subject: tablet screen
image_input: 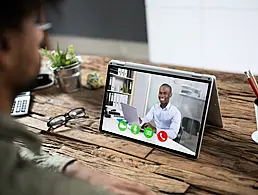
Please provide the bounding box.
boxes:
[100,63,212,158]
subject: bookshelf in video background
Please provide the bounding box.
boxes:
[106,67,134,110]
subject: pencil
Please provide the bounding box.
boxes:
[248,70,258,90]
[244,71,258,98]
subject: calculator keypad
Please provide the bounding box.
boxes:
[11,95,30,116]
[21,100,27,112]
[16,100,22,112]
[11,100,16,113]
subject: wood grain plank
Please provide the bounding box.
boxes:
[155,165,258,195]
[30,102,101,131]
[32,86,105,118]
[38,133,99,153]
[92,147,159,173]
[27,104,153,158]
[16,115,70,132]
[16,116,48,131]
[16,105,153,160]
[220,98,256,122]
[185,186,215,195]
[48,129,152,158]
[147,129,258,178]
[28,97,154,158]
[54,145,190,194]
[38,133,157,173]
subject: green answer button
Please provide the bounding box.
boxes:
[118,120,127,131]
[131,124,140,135]
[144,127,154,138]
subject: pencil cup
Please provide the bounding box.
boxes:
[251,98,258,143]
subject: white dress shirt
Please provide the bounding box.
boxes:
[140,102,181,140]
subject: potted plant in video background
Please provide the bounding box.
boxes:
[41,44,82,93]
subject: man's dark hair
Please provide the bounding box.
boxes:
[0,0,62,35]
[160,83,172,93]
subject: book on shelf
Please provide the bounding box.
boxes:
[110,67,118,75]
[110,67,133,78]
[105,92,129,109]
[106,68,134,108]
[108,76,116,91]
[127,69,132,78]
[108,71,133,94]
[108,76,112,90]
[128,80,132,94]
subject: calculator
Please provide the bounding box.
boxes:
[11,91,31,116]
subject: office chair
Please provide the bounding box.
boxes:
[173,117,201,143]
[173,126,183,143]
[181,117,201,139]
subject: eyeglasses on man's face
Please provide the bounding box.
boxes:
[47,107,89,131]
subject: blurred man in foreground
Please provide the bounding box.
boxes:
[0,0,154,194]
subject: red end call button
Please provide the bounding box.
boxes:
[157,131,168,142]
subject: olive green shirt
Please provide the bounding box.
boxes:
[18,144,76,173]
[0,112,114,195]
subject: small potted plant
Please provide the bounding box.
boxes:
[41,44,82,93]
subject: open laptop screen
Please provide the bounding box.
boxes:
[100,61,213,159]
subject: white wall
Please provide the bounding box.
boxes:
[146,0,258,74]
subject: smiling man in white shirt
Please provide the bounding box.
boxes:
[139,83,181,140]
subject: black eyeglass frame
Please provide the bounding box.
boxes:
[47,107,89,131]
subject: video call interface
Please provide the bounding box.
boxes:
[101,65,210,156]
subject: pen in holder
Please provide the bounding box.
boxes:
[251,98,258,143]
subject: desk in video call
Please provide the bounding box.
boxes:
[102,117,195,156]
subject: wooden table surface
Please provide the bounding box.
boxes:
[17,55,258,195]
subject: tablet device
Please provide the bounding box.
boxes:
[99,60,223,159]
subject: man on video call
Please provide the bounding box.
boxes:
[139,83,181,140]
[0,0,154,195]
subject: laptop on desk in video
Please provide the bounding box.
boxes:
[100,60,223,159]
[120,103,151,132]
[121,103,140,125]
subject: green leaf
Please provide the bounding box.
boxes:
[41,44,79,68]
[57,42,61,56]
